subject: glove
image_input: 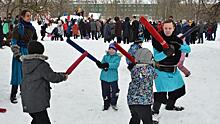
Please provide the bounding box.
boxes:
[15,54,21,62]
[102,63,109,71]
[11,45,21,61]
[96,61,102,68]
[59,72,68,81]
[163,45,175,57]
[11,45,20,53]
[170,41,181,50]
[127,63,136,71]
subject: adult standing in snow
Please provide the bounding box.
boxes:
[90,19,98,40]
[151,19,191,123]
[114,16,122,43]
[122,17,131,44]
[10,10,38,103]
[131,16,139,42]
[103,18,112,43]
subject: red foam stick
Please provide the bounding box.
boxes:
[140,16,169,49]
[0,108,7,113]
[114,43,136,64]
[66,51,88,75]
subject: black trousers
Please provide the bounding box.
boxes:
[129,105,153,124]
[101,80,119,107]
[152,85,186,114]
[29,110,51,124]
[116,36,122,43]
[91,31,98,40]
[123,37,130,44]
[10,85,18,99]
[198,33,203,43]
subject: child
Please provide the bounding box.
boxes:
[127,48,157,124]
[96,43,121,111]
[20,41,68,124]
[40,23,48,41]
[72,22,79,39]
[126,36,144,71]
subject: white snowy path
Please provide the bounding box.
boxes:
[1,23,220,124]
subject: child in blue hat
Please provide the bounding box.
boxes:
[96,43,122,111]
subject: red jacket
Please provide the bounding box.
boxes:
[63,23,68,31]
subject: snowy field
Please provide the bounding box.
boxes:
[0,22,220,124]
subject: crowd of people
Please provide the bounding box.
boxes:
[0,9,219,124]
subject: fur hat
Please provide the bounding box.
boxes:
[108,43,117,52]
[134,48,153,64]
[28,41,44,54]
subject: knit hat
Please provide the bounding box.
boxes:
[28,41,44,54]
[134,48,153,64]
[108,43,117,52]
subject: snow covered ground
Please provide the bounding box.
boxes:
[1,23,220,124]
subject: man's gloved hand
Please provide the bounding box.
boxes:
[163,44,175,57]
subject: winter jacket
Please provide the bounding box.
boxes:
[72,24,79,35]
[57,25,64,35]
[132,20,140,41]
[152,32,191,92]
[3,21,9,34]
[122,20,131,37]
[21,54,66,113]
[127,64,156,105]
[10,19,38,85]
[103,23,112,40]
[90,20,97,31]
[115,20,122,36]
[96,20,102,32]
[199,24,205,34]
[100,52,121,83]
[63,23,68,31]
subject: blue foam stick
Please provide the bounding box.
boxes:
[66,39,98,62]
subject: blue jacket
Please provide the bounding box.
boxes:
[153,42,191,92]
[10,19,37,85]
[100,52,121,83]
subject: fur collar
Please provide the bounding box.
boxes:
[20,54,48,61]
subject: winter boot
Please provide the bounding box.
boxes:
[111,105,118,111]
[165,106,184,111]
[103,105,110,111]
[10,85,18,104]
[165,99,184,111]
[152,113,159,124]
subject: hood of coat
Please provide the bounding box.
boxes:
[21,54,48,74]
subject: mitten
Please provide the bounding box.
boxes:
[127,63,136,71]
